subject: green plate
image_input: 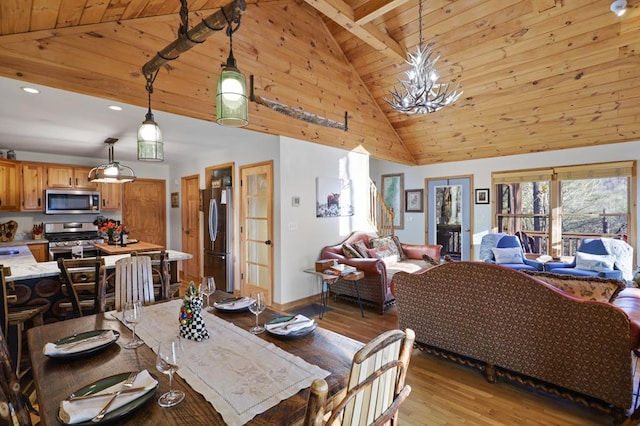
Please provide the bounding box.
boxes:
[59,371,158,425]
[265,316,317,339]
[47,330,120,360]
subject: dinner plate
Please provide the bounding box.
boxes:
[213,297,253,312]
[46,330,120,360]
[58,371,158,425]
[265,316,317,339]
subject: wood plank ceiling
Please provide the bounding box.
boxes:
[0,0,638,165]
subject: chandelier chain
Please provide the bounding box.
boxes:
[418,0,423,50]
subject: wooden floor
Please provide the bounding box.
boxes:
[313,299,638,426]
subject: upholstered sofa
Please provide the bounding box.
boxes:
[320,231,441,314]
[393,261,640,421]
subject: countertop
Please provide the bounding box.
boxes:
[0,246,193,282]
[0,239,48,247]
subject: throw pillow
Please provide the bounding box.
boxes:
[575,251,616,272]
[370,236,401,259]
[366,246,398,266]
[391,235,407,260]
[342,243,362,259]
[526,271,625,303]
[491,247,524,264]
[351,240,370,258]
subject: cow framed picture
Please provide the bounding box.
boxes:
[316,177,354,217]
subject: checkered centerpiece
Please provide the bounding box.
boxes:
[178,282,210,341]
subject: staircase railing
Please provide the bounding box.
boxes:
[369,179,394,237]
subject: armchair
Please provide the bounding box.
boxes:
[545,238,625,279]
[483,235,543,272]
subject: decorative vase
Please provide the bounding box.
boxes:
[179,282,209,342]
[107,234,115,245]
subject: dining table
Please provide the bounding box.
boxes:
[27,290,363,425]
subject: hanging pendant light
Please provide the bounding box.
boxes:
[137,71,164,161]
[88,138,137,183]
[216,11,248,127]
[386,0,462,114]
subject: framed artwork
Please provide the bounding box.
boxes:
[381,173,404,229]
[316,177,354,217]
[475,188,489,204]
[405,189,424,212]
[171,192,179,208]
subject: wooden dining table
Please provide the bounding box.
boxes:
[27,290,363,425]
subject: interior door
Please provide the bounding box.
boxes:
[426,177,472,260]
[123,178,166,247]
[181,174,200,284]
[239,162,273,306]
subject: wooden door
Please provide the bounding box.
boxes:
[46,165,74,189]
[239,162,273,306]
[181,175,200,284]
[21,162,45,211]
[99,183,121,211]
[122,179,166,248]
[74,167,97,189]
[0,160,19,212]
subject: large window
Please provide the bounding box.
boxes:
[492,161,635,257]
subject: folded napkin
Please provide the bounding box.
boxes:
[265,315,315,335]
[43,330,117,356]
[213,297,253,310]
[59,369,157,424]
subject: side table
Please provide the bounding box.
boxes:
[303,269,365,318]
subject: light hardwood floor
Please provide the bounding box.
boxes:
[314,299,637,426]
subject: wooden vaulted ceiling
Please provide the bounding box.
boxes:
[0,0,638,165]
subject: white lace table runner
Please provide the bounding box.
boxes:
[130,300,330,425]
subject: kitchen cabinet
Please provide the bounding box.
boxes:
[28,243,49,262]
[47,165,97,190]
[99,182,121,211]
[21,162,45,211]
[0,159,20,212]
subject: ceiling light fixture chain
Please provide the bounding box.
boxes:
[178,0,205,44]
[137,68,164,161]
[385,0,462,114]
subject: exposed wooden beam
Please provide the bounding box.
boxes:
[303,0,406,62]
[354,0,412,25]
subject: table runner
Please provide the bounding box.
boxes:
[128,299,329,425]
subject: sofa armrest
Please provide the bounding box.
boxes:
[523,258,544,270]
[401,243,442,262]
[598,270,623,279]
[321,251,384,276]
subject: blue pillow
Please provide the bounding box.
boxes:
[492,247,524,264]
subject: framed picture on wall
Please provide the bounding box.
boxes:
[475,188,489,204]
[381,173,404,229]
[405,189,424,212]
[171,192,179,208]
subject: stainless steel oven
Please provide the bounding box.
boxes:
[45,222,103,260]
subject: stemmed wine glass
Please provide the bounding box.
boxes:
[156,338,185,407]
[123,300,144,349]
[202,276,216,311]
[248,290,266,334]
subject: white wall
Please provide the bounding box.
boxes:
[372,140,640,264]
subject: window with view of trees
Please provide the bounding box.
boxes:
[492,161,635,258]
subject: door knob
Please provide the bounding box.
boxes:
[265,240,272,245]
[185,230,190,235]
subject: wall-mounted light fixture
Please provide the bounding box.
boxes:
[88,138,137,183]
[216,9,248,127]
[611,0,627,16]
[137,71,163,161]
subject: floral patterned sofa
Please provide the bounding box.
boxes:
[320,231,441,314]
[393,261,640,422]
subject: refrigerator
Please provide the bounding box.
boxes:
[203,168,234,293]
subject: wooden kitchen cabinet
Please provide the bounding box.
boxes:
[99,182,121,211]
[28,243,49,262]
[21,162,45,211]
[47,165,97,190]
[0,159,20,212]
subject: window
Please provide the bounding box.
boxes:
[492,161,635,257]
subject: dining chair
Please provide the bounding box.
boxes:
[114,255,155,311]
[57,258,107,318]
[0,325,34,425]
[142,251,174,300]
[0,265,46,380]
[304,328,415,426]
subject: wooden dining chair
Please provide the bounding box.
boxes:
[0,265,46,380]
[142,251,174,300]
[304,328,415,426]
[57,258,107,318]
[114,255,155,311]
[0,325,33,426]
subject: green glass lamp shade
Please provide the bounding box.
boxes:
[216,65,248,127]
[137,113,164,161]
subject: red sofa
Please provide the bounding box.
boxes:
[320,231,441,314]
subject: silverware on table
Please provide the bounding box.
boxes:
[91,371,138,422]
[68,386,148,401]
[55,330,111,351]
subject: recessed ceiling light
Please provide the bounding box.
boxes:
[108,105,123,111]
[610,0,627,16]
[21,87,40,94]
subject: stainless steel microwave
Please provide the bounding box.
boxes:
[45,190,101,214]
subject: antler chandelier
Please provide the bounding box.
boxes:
[386,0,462,114]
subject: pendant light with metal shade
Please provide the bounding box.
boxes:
[216,9,248,127]
[88,138,137,183]
[137,71,164,161]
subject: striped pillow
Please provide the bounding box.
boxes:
[342,243,363,258]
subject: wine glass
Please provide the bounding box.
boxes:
[248,290,266,334]
[123,300,144,349]
[156,338,185,407]
[202,276,216,311]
